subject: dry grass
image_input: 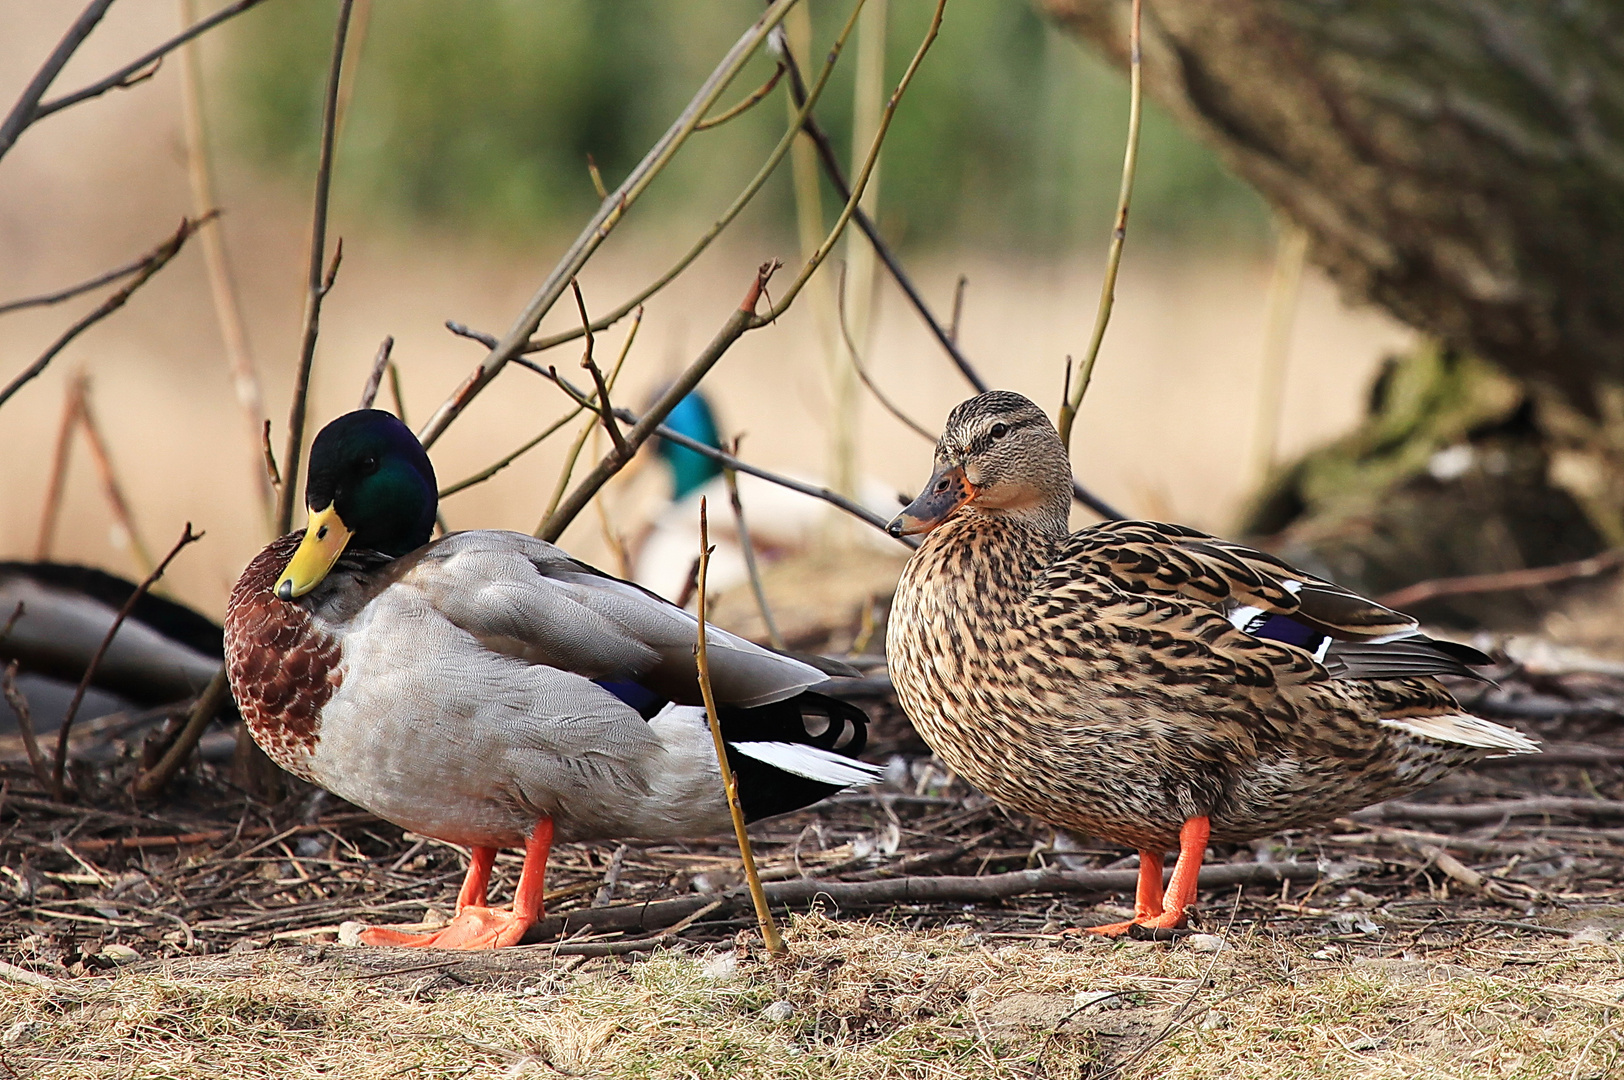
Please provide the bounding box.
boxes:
[4,914,1621,1080]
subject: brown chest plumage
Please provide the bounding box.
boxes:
[224,533,343,777]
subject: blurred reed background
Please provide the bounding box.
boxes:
[0,0,1413,619]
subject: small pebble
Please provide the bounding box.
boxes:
[338,921,368,947]
[98,944,140,964]
[1186,934,1225,953]
[700,951,738,980]
[761,1001,795,1023]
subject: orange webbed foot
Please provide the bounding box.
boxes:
[358,905,534,949]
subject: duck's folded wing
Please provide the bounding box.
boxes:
[401,532,827,707]
[1057,520,1489,682]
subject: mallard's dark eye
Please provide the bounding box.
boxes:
[989,422,1009,440]
[359,454,379,474]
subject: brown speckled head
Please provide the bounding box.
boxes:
[224,533,343,776]
[891,391,1073,538]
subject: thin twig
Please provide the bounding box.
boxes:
[276,0,356,535]
[537,263,780,543]
[1057,0,1142,455]
[387,361,408,424]
[34,375,84,560]
[260,420,282,493]
[751,0,947,326]
[1376,549,1624,610]
[414,0,803,449]
[585,154,608,200]
[837,265,935,441]
[724,438,785,649]
[530,862,1318,941]
[52,523,204,798]
[948,274,967,344]
[696,63,786,130]
[0,216,207,412]
[77,381,156,574]
[696,499,786,955]
[3,661,51,790]
[534,363,910,544]
[130,666,230,800]
[0,0,118,163]
[571,281,627,457]
[438,411,578,500]
[535,319,639,531]
[177,0,271,521]
[358,336,395,410]
[30,0,276,128]
[1353,797,1624,825]
[0,251,153,317]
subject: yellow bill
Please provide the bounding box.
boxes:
[275,504,353,601]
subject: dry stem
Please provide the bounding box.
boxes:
[357,336,394,410]
[275,0,356,535]
[723,440,785,649]
[51,522,204,798]
[695,499,786,955]
[1057,0,1142,454]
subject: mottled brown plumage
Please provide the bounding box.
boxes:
[886,391,1538,933]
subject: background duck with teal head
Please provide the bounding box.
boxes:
[632,391,902,607]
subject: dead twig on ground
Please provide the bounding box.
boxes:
[357,336,394,410]
[130,667,230,800]
[275,0,356,535]
[1353,797,1624,825]
[415,0,803,449]
[529,861,1319,941]
[1058,0,1142,455]
[51,523,204,798]
[0,216,207,411]
[3,661,51,790]
[696,500,785,954]
[1377,549,1624,610]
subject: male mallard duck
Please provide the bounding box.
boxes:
[885,391,1538,936]
[633,391,899,603]
[224,410,882,949]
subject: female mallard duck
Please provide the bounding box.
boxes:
[225,410,882,949]
[885,391,1538,936]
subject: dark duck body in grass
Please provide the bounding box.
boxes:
[885,391,1538,936]
[225,410,881,949]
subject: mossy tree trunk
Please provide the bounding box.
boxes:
[1043,0,1624,620]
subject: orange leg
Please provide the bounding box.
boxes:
[1083,849,1166,936]
[361,818,553,949]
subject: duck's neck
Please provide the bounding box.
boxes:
[911,509,1056,594]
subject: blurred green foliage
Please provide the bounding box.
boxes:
[223,0,1266,250]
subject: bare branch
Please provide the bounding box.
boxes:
[537,264,779,543]
[0,215,207,412]
[837,265,935,442]
[1376,548,1624,610]
[77,379,156,574]
[260,420,282,493]
[130,666,230,800]
[0,249,153,317]
[3,660,51,791]
[415,0,805,449]
[276,0,357,536]
[531,362,912,546]
[948,273,967,344]
[34,376,83,560]
[1058,0,1143,454]
[723,441,786,650]
[29,0,277,128]
[694,63,786,130]
[358,336,395,410]
[51,522,204,798]
[0,0,118,163]
[696,499,786,954]
[571,281,627,457]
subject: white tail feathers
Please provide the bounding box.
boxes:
[1381,713,1540,755]
[730,741,886,788]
